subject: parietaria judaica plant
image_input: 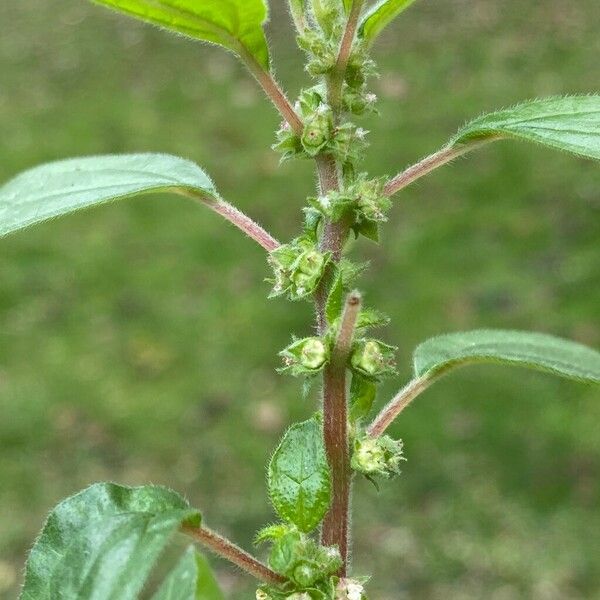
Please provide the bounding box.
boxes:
[1,1,600,598]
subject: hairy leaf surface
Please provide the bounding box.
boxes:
[152,547,224,600]
[91,0,271,69]
[450,96,600,160]
[0,154,216,238]
[268,417,331,532]
[21,483,200,600]
[414,330,600,383]
[359,0,418,43]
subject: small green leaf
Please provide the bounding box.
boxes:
[91,0,271,70]
[349,374,377,423]
[268,416,331,533]
[450,96,600,160]
[414,329,600,383]
[0,154,217,239]
[359,0,418,43]
[21,483,201,600]
[325,270,344,325]
[152,547,224,600]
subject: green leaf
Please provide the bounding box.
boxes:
[21,483,201,600]
[0,154,217,239]
[325,270,344,325]
[449,96,600,160]
[91,0,271,70]
[152,547,224,600]
[414,329,600,383]
[268,416,331,533]
[358,0,418,43]
[349,374,377,422]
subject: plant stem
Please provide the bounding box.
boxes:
[328,0,365,112]
[182,523,286,586]
[239,48,304,136]
[383,141,491,197]
[181,190,280,252]
[313,3,367,567]
[366,374,437,437]
[211,199,281,252]
[320,292,361,571]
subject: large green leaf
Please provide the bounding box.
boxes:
[21,483,201,600]
[152,547,224,600]
[268,416,331,533]
[0,154,217,238]
[449,96,600,160]
[358,0,418,43]
[414,330,600,383]
[91,0,271,70]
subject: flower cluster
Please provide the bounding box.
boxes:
[279,337,330,377]
[273,86,370,166]
[268,236,331,301]
[307,174,391,241]
[350,339,397,381]
[256,525,349,599]
[351,435,406,480]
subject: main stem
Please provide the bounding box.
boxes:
[320,292,361,572]
[316,1,364,574]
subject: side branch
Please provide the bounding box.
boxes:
[328,0,365,111]
[182,524,286,586]
[320,291,362,573]
[240,48,304,136]
[383,141,491,197]
[212,199,280,252]
[181,189,280,252]
[366,374,437,437]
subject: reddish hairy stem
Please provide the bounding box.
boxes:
[383,141,491,197]
[320,292,361,571]
[328,0,365,112]
[182,524,286,585]
[240,48,304,136]
[366,375,437,438]
[181,189,280,252]
[211,199,280,252]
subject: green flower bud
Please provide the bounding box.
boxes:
[273,121,304,162]
[330,122,368,165]
[311,0,343,37]
[351,435,405,479]
[268,238,330,301]
[293,563,318,587]
[316,544,343,575]
[350,339,396,380]
[301,106,334,156]
[290,247,329,298]
[280,337,329,376]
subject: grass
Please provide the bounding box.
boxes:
[0,0,599,598]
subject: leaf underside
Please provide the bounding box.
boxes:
[414,329,600,384]
[91,0,271,69]
[21,483,200,600]
[0,153,217,238]
[268,417,331,533]
[359,0,418,43]
[450,95,600,160]
[152,547,225,600]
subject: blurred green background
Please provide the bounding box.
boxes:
[1,1,599,598]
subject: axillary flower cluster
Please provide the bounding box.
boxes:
[262,2,404,598]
